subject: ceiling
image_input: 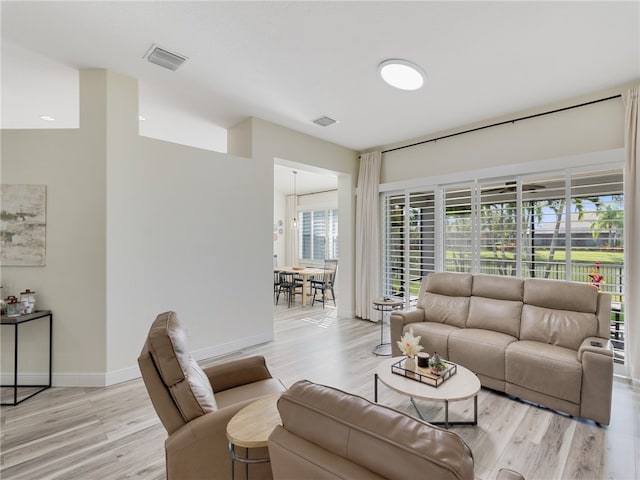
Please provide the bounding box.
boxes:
[1,1,639,157]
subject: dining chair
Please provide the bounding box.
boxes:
[273,270,281,304]
[276,272,301,308]
[311,259,338,308]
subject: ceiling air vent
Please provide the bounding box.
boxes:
[312,116,339,127]
[144,44,188,71]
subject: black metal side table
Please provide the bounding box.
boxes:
[372,298,403,356]
[1,310,52,405]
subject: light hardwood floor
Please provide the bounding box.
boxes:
[1,303,639,479]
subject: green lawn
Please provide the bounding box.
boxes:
[477,249,623,264]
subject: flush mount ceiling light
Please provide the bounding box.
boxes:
[378,59,425,91]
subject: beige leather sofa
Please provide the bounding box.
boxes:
[268,380,524,480]
[391,273,613,425]
[138,311,286,479]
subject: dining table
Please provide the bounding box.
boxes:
[274,266,325,307]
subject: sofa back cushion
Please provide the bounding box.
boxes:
[276,380,474,480]
[146,311,217,422]
[466,275,523,337]
[520,279,599,350]
[467,297,523,338]
[419,273,472,328]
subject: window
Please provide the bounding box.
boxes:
[383,191,435,304]
[383,167,625,364]
[444,186,474,273]
[299,208,338,260]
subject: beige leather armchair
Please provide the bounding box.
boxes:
[138,311,286,480]
[268,380,524,480]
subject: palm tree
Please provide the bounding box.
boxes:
[590,203,624,247]
[528,197,600,279]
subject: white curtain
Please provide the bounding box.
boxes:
[355,151,382,321]
[623,86,639,381]
[285,194,298,266]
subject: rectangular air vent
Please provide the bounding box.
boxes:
[312,116,339,127]
[144,44,187,71]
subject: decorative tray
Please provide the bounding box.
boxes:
[391,357,457,388]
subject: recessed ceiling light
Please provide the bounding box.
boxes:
[378,59,425,91]
[139,115,146,121]
[39,115,55,121]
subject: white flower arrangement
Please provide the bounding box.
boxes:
[397,328,424,357]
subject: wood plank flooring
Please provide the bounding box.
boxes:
[1,303,638,479]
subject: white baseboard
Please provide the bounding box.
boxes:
[0,373,49,385]
[190,331,274,363]
[23,332,277,388]
[53,373,107,388]
[337,308,355,318]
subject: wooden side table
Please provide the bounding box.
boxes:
[226,393,282,479]
[1,310,53,406]
[372,298,404,356]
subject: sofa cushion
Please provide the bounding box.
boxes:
[520,304,598,351]
[506,341,582,404]
[276,380,475,480]
[472,275,524,302]
[421,294,470,328]
[409,322,460,359]
[417,273,472,328]
[147,311,217,422]
[425,272,473,297]
[524,278,598,313]
[449,329,516,381]
[466,296,523,338]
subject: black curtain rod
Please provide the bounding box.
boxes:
[377,94,622,156]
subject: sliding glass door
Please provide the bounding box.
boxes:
[382,167,625,363]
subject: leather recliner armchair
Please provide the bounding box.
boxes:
[268,380,524,480]
[138,311,286,480]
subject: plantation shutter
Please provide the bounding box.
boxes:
[383,193,406,299]
[408,191,436,301]
[444,186,474,273]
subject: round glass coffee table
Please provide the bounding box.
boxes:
[374,356,480,428]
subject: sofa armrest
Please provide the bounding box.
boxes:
[577,337,613,362]
[390,308,425,356]
[390,308,425,327]
[203,355,272,392]
[579,337,613,425]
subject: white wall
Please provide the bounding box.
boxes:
[104,71,274,380]
[2,70,274,386]
[1,71,108,384]
[297,190,338,210]
[273,191,286,265]
[229,118,358,318]
[379,89,626,186]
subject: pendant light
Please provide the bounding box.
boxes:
[291,170,298,230]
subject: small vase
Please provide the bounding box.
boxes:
[404,356,416,371]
